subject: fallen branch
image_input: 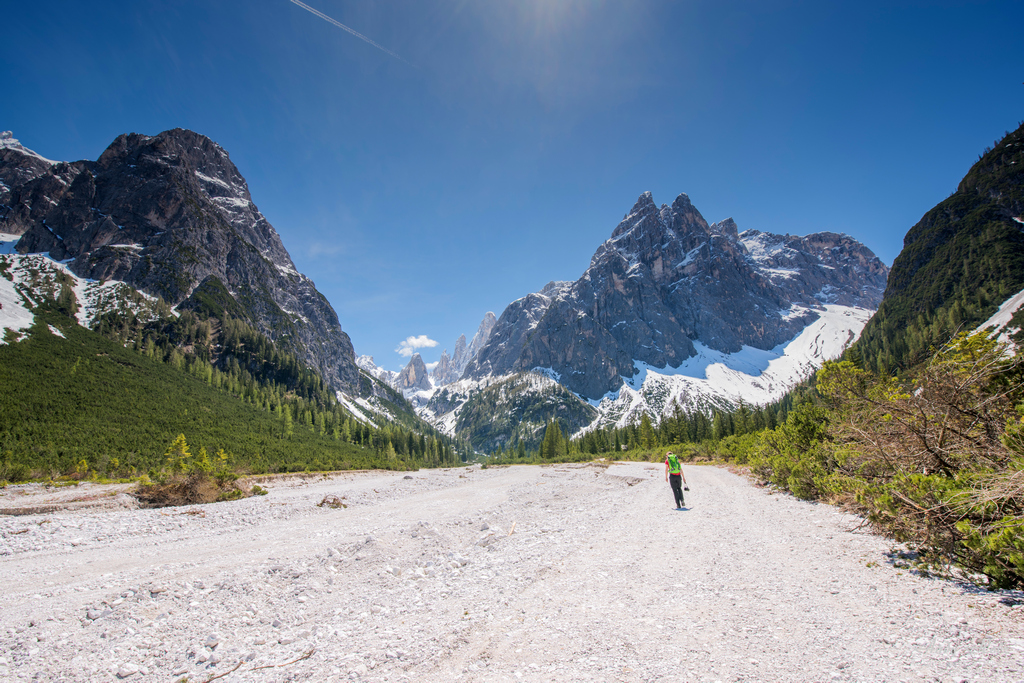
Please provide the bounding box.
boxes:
[249,648,315,671]
[201,660,243,682]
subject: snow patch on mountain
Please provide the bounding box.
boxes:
[0,132,56,165]
[356,355,399,388]
[976,287,1024,346]
[334,391,380,428]
[739,231,796,263]
[586,304,872,430]
[0,233,20,256]
[419,374,515,437]
[0,265,35,344]
[1,252,168,344]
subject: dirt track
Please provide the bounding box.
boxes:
[1,462,1022,682]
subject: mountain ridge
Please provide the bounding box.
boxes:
[464,191,887,400]
[0,128,361,394]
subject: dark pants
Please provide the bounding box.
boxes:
[669,473,684,508]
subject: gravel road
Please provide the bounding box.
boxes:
[1,462,1022,682]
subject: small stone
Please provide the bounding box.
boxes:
[205,634,220,649]
[116,663,139,678]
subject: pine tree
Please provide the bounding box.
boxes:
[639,413,655,450]
[283,407,294,438]
[165,434,191,473]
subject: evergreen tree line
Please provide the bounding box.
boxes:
[89,305,467,467]
[571,399,792,456]
[478,396,796,465]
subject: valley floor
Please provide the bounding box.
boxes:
[1,464,1022,682]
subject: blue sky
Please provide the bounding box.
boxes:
[3,1,1022,372]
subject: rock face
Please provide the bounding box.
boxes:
[464,312,497,367]
[0,129,360,394]
[464,192,889,399]
[396,353,432,393]
[450,335,469,375]
[431,349,460,386]
[430,313,498,387]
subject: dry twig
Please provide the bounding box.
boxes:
[249,648,316,671]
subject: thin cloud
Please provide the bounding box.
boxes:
[289,0,414,67]
[396,335,438,357]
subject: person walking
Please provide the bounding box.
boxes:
[664,451,689,509]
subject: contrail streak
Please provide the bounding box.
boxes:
[289,0,413,67]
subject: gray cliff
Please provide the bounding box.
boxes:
[0,129,361,394]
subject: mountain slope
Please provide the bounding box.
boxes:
[0,309,377,478]
[0,129,360,394]
[853,121,1024,372]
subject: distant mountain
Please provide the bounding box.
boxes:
[396,353,432,392]
[465,192,886,399]
[422,191,887,449]
[0,129,360,394]
[432,349,460,385]
[356,355,398,387]
[430,312,497,387]
[853,121,1024,372]
[464,312,496,369]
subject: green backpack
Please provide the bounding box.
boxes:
[667,453,681,474]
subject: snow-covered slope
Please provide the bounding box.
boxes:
[1,251,167,344]
[585,304,872,431]
[418,304,871,441]
[356,355,399,388]
[976,287,1024,347]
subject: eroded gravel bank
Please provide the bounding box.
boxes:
[1,463,1022,682]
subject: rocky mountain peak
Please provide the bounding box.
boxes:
[711,217,739,239]
[610,191,661,240]
[450,334,469,373]
[465,312,497,361]
[397,353,432,393]
[464,191,889,399]
[0,128,361,394]
[432,349,461,386]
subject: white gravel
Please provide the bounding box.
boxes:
[1,462,1022,682]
